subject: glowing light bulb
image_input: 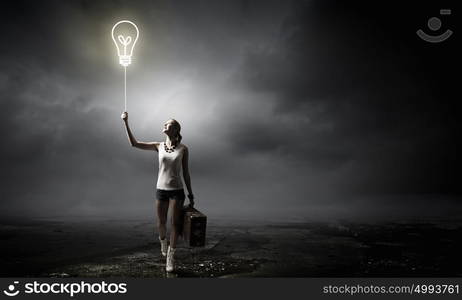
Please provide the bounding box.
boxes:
[111,20,139,67]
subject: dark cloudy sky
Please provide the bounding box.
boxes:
[0,0,459,220]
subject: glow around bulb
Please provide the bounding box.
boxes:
[111,20,139,67]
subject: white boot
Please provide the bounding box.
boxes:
[166,246,176,272]
[159,237,168,257]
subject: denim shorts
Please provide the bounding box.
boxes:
[156,188,186,202]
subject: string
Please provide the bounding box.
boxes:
[124,66,127,112]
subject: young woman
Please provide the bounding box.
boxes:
[121,111,195,272]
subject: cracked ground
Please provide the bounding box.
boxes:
[1,217,462,277]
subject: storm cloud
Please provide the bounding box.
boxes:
[0,0,459,220]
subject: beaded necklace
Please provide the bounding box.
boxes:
[164,141,177,153]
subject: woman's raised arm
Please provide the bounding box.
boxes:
[121,112,160,151]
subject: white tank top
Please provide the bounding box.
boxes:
[156,142,185,190]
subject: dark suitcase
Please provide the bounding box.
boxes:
[181,206,207,247]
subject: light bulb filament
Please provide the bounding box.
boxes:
[117,35,132,56]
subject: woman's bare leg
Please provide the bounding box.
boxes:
[169,199,183,248]
[156,199,169,239]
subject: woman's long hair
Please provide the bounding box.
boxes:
[170,119,182,144]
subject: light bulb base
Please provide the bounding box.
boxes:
[119,55,132,67]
